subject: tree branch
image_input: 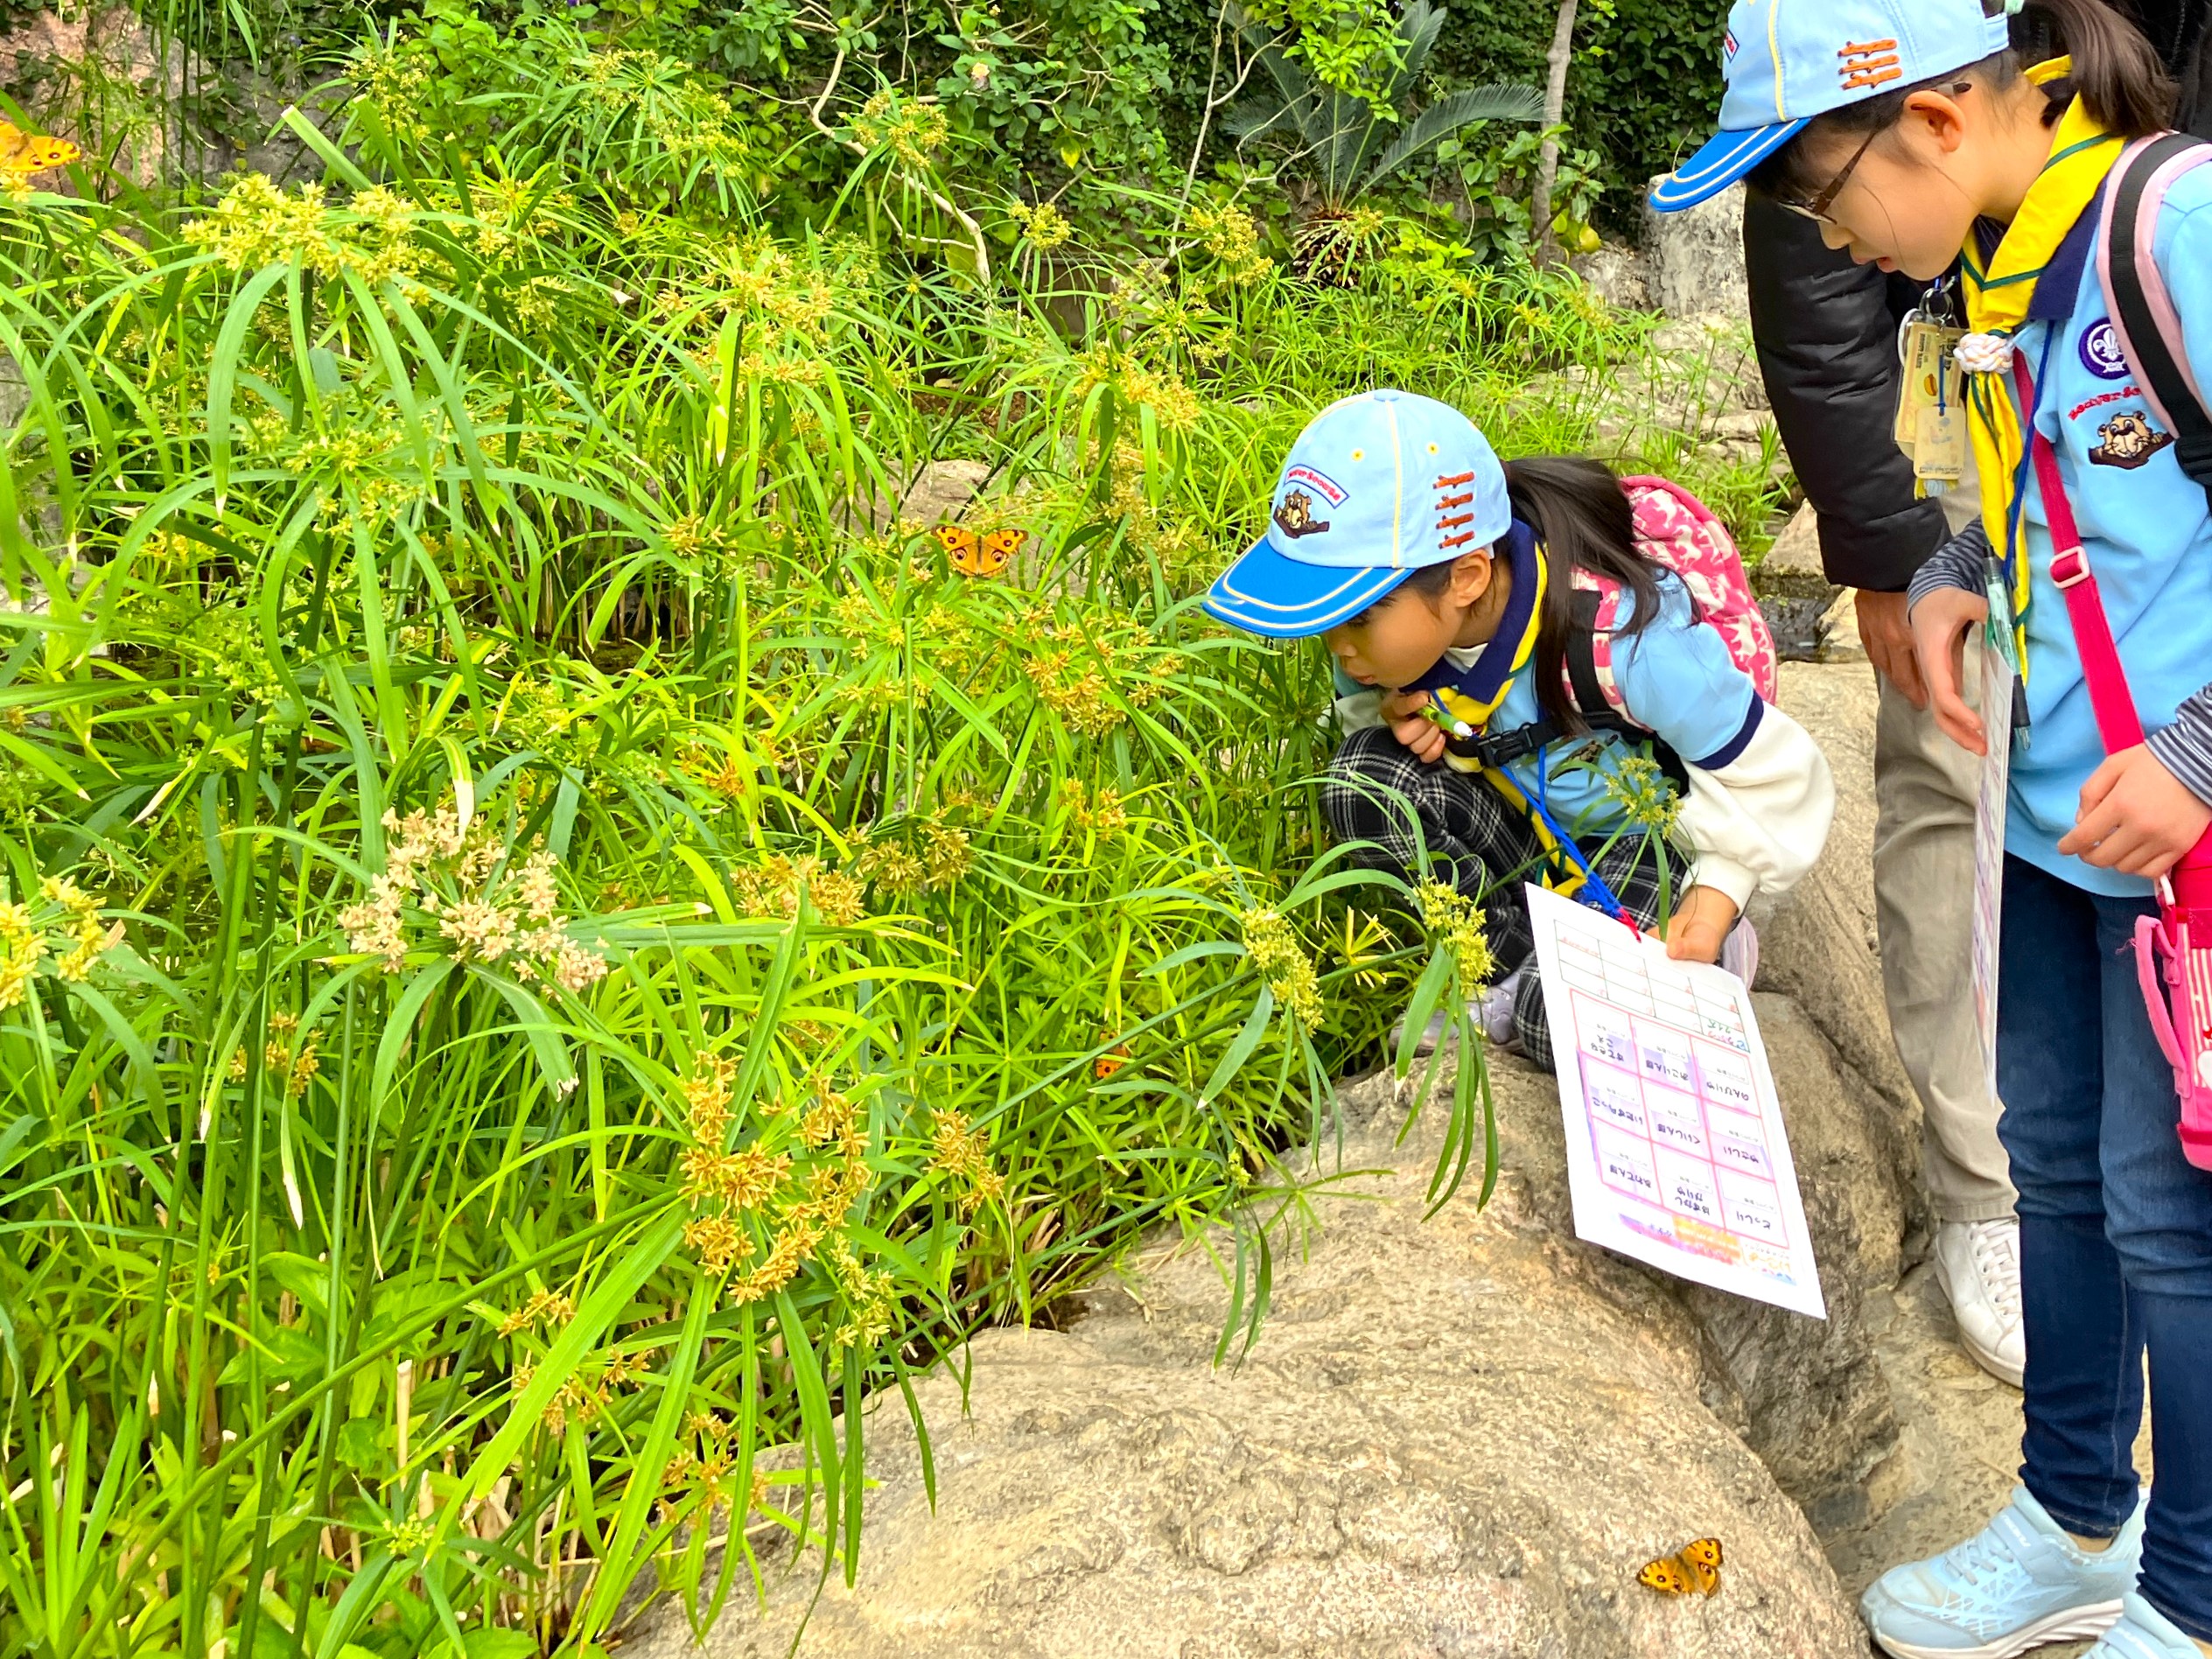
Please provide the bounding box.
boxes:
[809,37,992,284]
[1533,0,1577,265]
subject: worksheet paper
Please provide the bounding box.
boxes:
[1524,883,1827,1320]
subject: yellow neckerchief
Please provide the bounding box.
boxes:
[1961,60,2125,675]
[1424,535,1589,897]
[1431,526,1547,734]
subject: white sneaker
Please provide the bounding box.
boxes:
[1935,1218,2026,1389]
[1394,965,1529,1058]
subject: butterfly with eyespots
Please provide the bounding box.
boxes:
[1635,1536,1723,1598]
[932,523,1024,578]
[0,121,80,185]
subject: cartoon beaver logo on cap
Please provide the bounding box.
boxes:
[1273,488,1330,538]
[2090,410,2175,470]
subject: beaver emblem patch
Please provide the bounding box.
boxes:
[1273,487,1331,538]
[2089,410,2175,470]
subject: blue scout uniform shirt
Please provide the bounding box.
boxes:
[1334,527,1767,839]
[1994,165,2212,897]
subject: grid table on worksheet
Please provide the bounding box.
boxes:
[1546,917,1792,1254]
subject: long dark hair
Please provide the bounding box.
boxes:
[1747,0,2174,201]
[1398,455,1669,732]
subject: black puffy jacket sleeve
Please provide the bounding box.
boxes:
[1740,190,1950,593]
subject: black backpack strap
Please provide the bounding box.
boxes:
[2107,133,2212,499]
[1564,589,1691,793]
[1448,589,1691,793]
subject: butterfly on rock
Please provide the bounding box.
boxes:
[932,523,1023,578]
[1634,1536,1723,1597]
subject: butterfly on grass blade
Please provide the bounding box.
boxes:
[0,121,80,181]
[932,523,1023,578]
[1095,1038,1131,1081]
[1635,1537,1722,1598]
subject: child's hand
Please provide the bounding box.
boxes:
[1663,885,1741,965]
[2057,746,2212,878]
[1911,587,1993,756]
[1381,690,1450,765]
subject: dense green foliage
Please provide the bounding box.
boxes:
[0,3,1780,1653]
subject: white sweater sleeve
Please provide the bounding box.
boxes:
[1676,703,1836,911]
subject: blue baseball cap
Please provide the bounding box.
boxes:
[1203,390,1512,639]
[1649,0,2013,212]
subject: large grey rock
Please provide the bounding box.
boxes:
[1755,504,1844,662]
[1753,643,1925,1124]
[631,1052,1894,1659]
[1642,179,1748,323]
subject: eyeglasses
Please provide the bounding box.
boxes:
[1774,80,1972,225]
[1774,127,1881,225]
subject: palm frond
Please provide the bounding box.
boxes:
[1363,81,1545,194]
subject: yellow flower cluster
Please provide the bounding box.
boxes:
[1185,200,1272,289]
[1418,883,1494,1002]
[1241,907,1325,1032]
[183,175,424,286]
[729,854,866,928]
[1009,199,1074,251]
[927,1108,1006,1217]
[851,89,948,169]
[676,1059,878,1309]
[1057,780,1129,839]
[0,876,125,1011]
[1602,754,1684,838]
[496,1287,576,1338]
[337,805,610,993]
[855,820,971,898]
[260,1010,321,1099]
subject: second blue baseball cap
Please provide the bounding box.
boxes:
[1204,391,1512,640]
[1650,0,2013,212]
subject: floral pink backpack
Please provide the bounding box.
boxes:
[1559,477,1779,768]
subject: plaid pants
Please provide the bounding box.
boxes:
[1320,725,1690,1066]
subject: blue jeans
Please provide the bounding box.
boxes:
[1997,856,2212,1640]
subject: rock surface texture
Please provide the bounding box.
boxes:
[630,1058,1872,1659]
[1640,178,1751,323]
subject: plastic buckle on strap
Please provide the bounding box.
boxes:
[2051,546,2092,589]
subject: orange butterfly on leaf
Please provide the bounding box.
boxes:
[933,523,1023,578]
[1095,1038,1131,1081]
[0,121,80,184]
[1635,1537,1723,1598]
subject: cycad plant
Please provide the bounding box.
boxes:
[1228,0,1543,281]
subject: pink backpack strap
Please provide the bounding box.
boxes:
[2096,132,2212,487]
[2012,353,2146,755]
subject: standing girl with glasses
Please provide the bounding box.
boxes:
[1658,1,2212,1656]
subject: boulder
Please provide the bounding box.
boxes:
[1755,504,1844,663]
[1641,179,1748,324]
[629,1046,1901,1659]
[1570,243,1651,312]
[1752,591,1927,1129]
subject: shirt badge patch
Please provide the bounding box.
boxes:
[1273,487,1332,538]
[2080,320,2131,382]
[2088,410,2174,470]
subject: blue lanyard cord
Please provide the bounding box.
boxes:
[1529,744,1636,925]
[2001,328,2063,602]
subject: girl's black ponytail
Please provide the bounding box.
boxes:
[2012,0,2175,136]
[1503,458,1668,735]
[1749,0,2174,200]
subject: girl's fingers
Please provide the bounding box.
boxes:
[1931,697,1986,757]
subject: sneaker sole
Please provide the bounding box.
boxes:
[1871,1600,2125,1659]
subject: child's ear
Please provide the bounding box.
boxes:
[1447,547,1495,606]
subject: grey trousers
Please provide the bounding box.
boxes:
[1873,675,2020,1222]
